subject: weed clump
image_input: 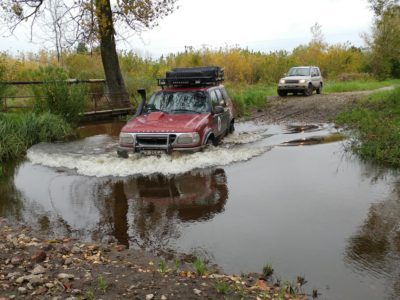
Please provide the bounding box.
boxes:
[0,112,73,162]
[192,258,207,276]
[262,263,274,279]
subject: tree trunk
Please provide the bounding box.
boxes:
[95,0,130,107]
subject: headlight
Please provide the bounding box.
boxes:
[176,133,200,145]
[279,79,285,84]
[299,79,306,84]
[119,133,134,145]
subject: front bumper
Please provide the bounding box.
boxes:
[277,84,308,92]
[118,132,204,156]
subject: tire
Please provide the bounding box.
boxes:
[278,90,287,97]
[205,135,218,147]
[316,83,322,94]
[117,149,129,158]
[229,120,235,133]
[305,84,313,96]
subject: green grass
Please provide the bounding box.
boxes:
[214,280,231,294]
[262,263,274,279]
[192,258,207,276]
[226,83,274,116]
[336,86,400,167]
[324,79,400,94]
[97,275,108,294]
[0,112,73,163]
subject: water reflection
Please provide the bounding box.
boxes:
[345,174,400,298]
[0,161,23,221]
[6,165,228,252]
[98,169,228,249]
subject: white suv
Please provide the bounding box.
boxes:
[277,66,323,97]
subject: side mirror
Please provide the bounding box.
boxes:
[283,73,287,76]
[214,106,224,114]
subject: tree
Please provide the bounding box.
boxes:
[366,1,400,78]
[368,0,399,16]
[0,0,178,104]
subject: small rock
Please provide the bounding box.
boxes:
[161,295,167,300]
[31,250,46,263]
[201,282,207,287]
[254,279,270,291]
[18,287,27,294]
[33,287,47,295]
[11,256,24,265]
[63,258,73,266]
[28,275,44,285]
[16,276,26,284]
[193,288,201,296]
[58,273,75,280]
[7,272,20,279]
[45,283,55,289]
[71,246,81,254]
[71,289,81,295]
[31,264,46,275]
[27,283,34,290]
[59,246,70,255]
[146,294,154,300]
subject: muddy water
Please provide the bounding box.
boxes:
[1,120,400,299]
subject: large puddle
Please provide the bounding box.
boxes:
[1,120,400,299]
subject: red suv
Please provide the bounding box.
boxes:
[118,67,235,157]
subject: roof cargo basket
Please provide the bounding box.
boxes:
[158,66,224,87]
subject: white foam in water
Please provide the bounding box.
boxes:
[27,145,271,177]
[26,121,274,177]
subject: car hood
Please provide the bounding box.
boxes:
[282,75,311,81]
[122,112,210,133]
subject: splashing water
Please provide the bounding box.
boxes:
[27,123,273,177]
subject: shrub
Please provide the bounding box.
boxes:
[30,66,87,123]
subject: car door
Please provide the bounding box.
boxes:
[214,88,230,133]
[209,89,226,137]
[311,67,319,88]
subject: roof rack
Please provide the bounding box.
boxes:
[157,66,224,87]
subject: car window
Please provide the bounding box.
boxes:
[210,90,219,108]
[287,67,311,76]
[214,89,226,106]
[148,91,211,114]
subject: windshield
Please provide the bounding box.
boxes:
[287,67,311,76]
[148,91,210,114]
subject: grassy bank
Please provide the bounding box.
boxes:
[336,87,400,167]
[324,79,400,94]
[226,83,274,116]
[0,112,73,163]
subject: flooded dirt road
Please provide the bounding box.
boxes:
[1,120,400,299]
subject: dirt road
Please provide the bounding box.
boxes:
[257,90,378,124]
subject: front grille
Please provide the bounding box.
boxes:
[136,134,176,147]
[285,80,299,84]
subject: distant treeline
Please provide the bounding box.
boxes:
[0,39,397,99]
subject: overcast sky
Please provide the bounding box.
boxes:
[0,0,374,58]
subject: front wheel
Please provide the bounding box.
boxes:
[229,121,235,133]
[304,85,313,96]
[316,84,322,94]
[117,149,129,158]
[278,90,287,97]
